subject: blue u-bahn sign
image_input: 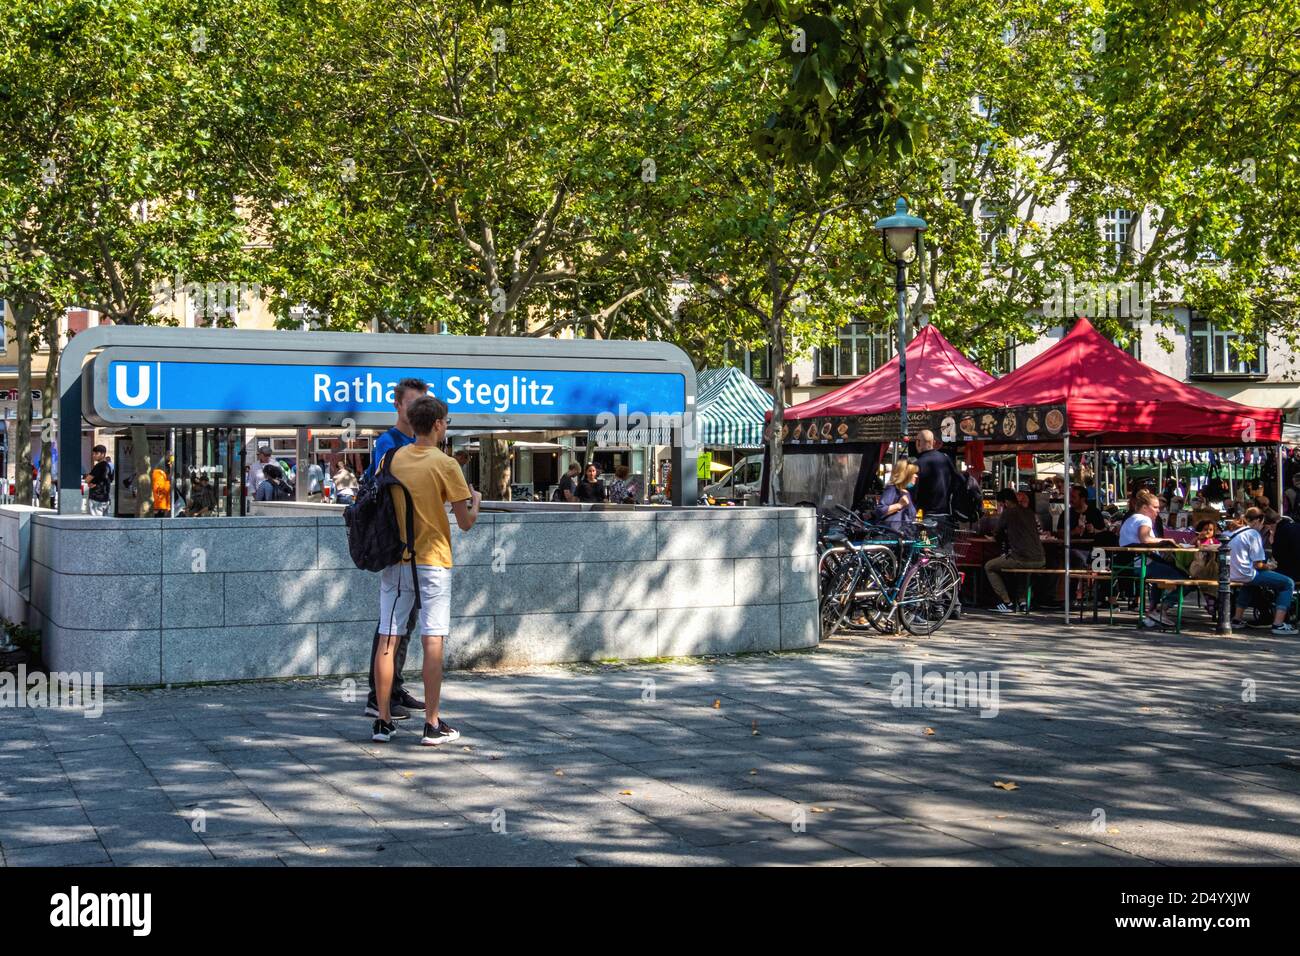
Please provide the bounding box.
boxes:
[77,331,692,431]
[103,360,686,420]
[64,326,699,510]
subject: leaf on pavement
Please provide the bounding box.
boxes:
[712,699,721,709]
[992,780,1019,791]
[923,727,936,736]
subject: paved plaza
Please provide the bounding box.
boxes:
[2,612,1298,867]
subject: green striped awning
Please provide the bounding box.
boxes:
[695,366,772,448]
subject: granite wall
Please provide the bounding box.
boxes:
[0,505,818,686]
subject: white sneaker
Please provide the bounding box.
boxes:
[1271,622,1297,635]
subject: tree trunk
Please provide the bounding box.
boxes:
[477,437,511,501]
[14,301,34,507]
[767,314,786,504]
[130,424,154,516]
[38,311,61,509]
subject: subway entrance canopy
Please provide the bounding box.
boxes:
[60,326,698,511]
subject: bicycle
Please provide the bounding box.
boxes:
[818,507,960,638]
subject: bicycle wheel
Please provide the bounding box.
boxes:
[861,548,901,634]
[819,558,858,639]
[898,557,960,636]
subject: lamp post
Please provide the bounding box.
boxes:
[874,198,927,462]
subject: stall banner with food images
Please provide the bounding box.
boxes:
[769,411,932,445]
[931,405,1068,444]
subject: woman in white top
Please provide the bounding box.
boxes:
[1118,489,1188,628]
[1227,508,1297,634]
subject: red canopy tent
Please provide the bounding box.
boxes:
[781,323,994,422]
[760,325,991,508]
[932,317,1282,447]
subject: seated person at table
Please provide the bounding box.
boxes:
[1067,484,1105,536]
[985,489,1046,615]
[1065,484,1105,601]
[1228,508,1297,635]
[1270,510,1300,582]
[1119,489,1188,629]
[1188,520,1222,611]
[875,460,917,532]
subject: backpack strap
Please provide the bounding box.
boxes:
[387,445,422,609]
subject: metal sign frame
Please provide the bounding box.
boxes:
[60,325,698,512]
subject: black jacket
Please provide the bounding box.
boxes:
[914,449,954,515]
[1272,516,1300,581]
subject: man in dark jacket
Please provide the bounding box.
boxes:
[985,489,1046,614]
[1271,513,1300,583]
[913,429,954,520]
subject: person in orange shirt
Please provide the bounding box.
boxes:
[151,461,172,516]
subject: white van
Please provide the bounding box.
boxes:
[702,454,764,502]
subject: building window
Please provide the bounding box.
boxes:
[974,96,997,157]
[1103,208,1134,264]
[980,200,1008,261]
[1189,312,1265,377]
[1106,331,1141,360]
[723,343,772,385]
[983,339,1017,376]
[816,323,893,379]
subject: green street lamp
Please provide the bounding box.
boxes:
[874,198,927,456]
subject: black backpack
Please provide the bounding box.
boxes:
[343,448,421,605]
[948,460,983,523]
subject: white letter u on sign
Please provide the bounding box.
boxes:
[115,364,151,407]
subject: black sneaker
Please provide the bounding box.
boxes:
[994,602,1016,614]
[371,719,398,742]
[364,702,410,720]
[394,690,426,711]
[420,719,461,746]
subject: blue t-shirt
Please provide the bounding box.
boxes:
[365,427,416,482]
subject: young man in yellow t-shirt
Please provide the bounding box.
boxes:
[372,395,481,745]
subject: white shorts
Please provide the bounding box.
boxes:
[378,564,451,638]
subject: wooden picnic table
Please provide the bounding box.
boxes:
[1098,544,1203,620]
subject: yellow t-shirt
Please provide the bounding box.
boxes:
[388,444,472,568]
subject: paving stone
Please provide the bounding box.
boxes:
[2,840,112,866]
[0,806,96,849]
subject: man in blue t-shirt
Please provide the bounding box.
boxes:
[364,379,428,482]
[363,377,430,720]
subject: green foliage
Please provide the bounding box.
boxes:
[2,617,41,654]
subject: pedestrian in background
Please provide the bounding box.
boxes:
[609,464,637,504]
[332,463,358,504]
[84,444,112,517]
[575,462,607,503]
[554,462,581,502]
[875,459,917,532]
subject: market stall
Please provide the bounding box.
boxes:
[761,324,993,506]
[929,317,1285,621]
